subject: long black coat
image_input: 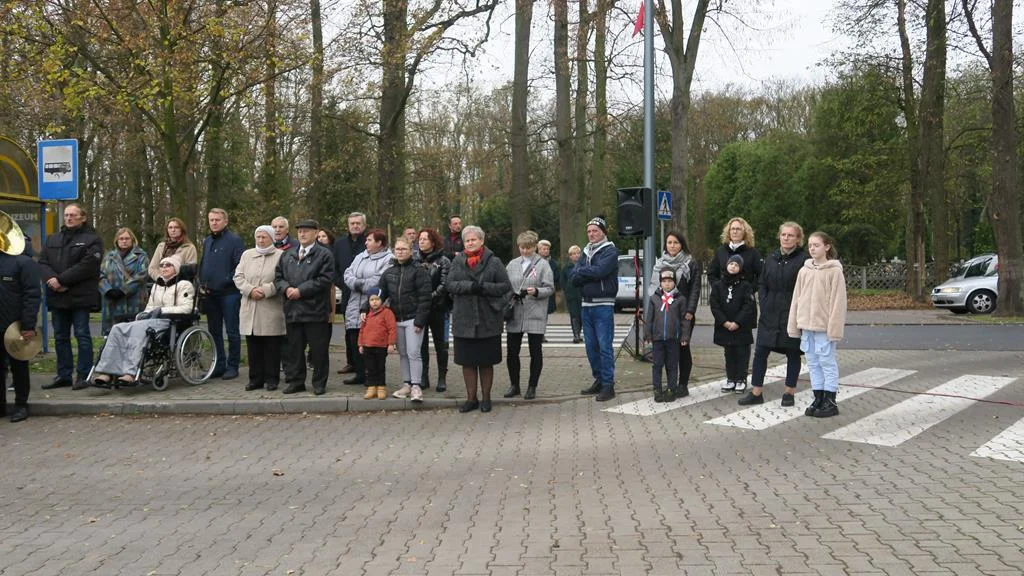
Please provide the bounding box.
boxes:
[38,223,103,310]
[274,243,335,323]
[707,243,763,287]
[710,274,756,346]
[446,247,511,340]
[756,246,807,350]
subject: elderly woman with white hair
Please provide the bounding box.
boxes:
[445,225,512,413]
[91,254,194,387]
[234,225,286,391]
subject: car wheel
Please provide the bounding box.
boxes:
[967,290,996,314]
[950,308,969,315]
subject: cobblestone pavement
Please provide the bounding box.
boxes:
[1,350,1022,575]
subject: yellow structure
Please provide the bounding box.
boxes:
[0,136,53,254]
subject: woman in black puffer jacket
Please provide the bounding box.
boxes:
[415,228,452,392]
[378,238,432,401]
[738,222,807,407]
[707,217,762,287]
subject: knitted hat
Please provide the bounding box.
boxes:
[366,286,383,298]
[160,254,182,275]
[727,254,744,269]
[255,225,275,240]
[587,216,608,234]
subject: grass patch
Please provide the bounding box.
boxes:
[959,315,1024,325]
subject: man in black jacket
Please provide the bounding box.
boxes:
[331,211,366,374]
[38,203,103,390]
[277,219,335,395]
[443,215,464,259]
[0,244,41,422]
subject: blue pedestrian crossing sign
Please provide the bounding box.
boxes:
[657,190,672,220]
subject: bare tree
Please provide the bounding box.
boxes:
[590,0,612,222]
[554,0,579,256]
[654,0,712,239]
[919,0,948,295]
[308,0,325,205]
[511,0,533,236]
[962,0,1023,316]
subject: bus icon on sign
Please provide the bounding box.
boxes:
[44,161,72,176]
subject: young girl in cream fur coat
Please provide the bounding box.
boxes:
[788,231,847,418]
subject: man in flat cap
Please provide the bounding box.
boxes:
[275,219,335,395]
[569,215,620,402]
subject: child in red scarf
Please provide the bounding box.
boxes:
[643,270,687,402]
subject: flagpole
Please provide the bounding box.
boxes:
[642,0,655,298]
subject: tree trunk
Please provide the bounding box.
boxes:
[920,0,948,293]
[658,0,712,241]
[308,0,324,208]
[378,0,409,227]
[510,0,532,236]
[989,0,1023,316]
[898,0,926,300]
[572,0,590,248]
[591,0,608,226]
[554,0,577,258]
[262,0,281,212]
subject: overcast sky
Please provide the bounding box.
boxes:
[424,0,851,96]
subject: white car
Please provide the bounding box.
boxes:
[931,254,999,314]
[616,255,644,311]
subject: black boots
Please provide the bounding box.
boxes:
[581,380,602,395]
[524,385,537,400]
[813,391,839,418]
[436,372,447,393]
[805,390,823,416]
[503,385,521,398]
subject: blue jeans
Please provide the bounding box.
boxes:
[205,292,242,372]
[582,305,615,388]
[52,307,93,380]
[801,330,839,392]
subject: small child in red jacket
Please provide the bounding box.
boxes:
[358,287,397,400]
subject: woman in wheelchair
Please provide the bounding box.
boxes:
[92,254,194,386]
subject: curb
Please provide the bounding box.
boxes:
[22,383,661,417]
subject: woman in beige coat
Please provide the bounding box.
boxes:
[234,225,286,391]
[148,218,198,281]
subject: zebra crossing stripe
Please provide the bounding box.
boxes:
[603,364,796,416]
[705,367,916,431]
[823,374,1018,447]
[971,416,1024,463]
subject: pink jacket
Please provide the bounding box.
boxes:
[787,259,847,342]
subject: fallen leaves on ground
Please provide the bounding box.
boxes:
[848,292,932,311]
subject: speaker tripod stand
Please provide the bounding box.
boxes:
[618,237,648,362]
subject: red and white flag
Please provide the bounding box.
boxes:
[632,1,645,37]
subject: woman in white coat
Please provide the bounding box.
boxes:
[503,230,554,400]
[91,254,194,386]
[234,225,286,391]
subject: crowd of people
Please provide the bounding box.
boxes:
[0,202,848,422]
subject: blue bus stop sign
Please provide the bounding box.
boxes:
[37,139,79,200]
[657,190,672,221]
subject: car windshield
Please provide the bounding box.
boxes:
[619,258,640,277]
[964,257,993,278]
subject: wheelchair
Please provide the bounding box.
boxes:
[88,265,218,391]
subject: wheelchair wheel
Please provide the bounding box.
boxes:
[151,375,168,391]
[175,326,217,385]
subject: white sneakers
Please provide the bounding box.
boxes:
[722,380,736,392]
[393,383,424,402]
[733,380,748,393]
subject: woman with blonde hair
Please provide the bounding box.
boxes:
[503,230,554,400]
[561,245,584,343]
[707,217,762,287]
[99,227,150,335]
[148,217,198,281]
